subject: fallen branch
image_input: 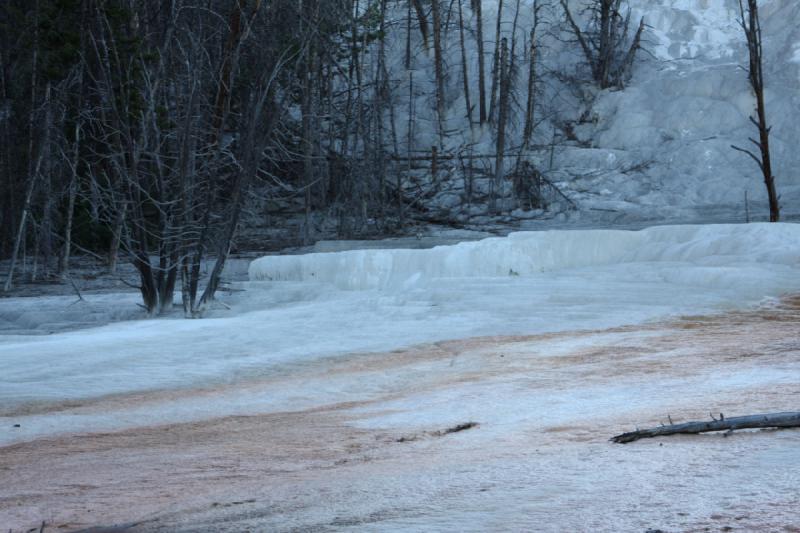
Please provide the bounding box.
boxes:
[396,422,479,443]
[612,411,800,444]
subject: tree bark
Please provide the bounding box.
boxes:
[4,83,51,291]
[457,0,473,127]
[522,28,537,148]
[302,0,319,245]
[492,37,509,214]
[473,0,487,124]
[612,412,800,444]
[734,0,779,222]
[61,44,87,278]
[488,0,504,123]
[431,0,446,145]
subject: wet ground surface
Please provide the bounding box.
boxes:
[1,297,799,532]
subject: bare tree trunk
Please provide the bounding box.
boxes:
[560,0,597,82]
[509,0,521,59]
[60,123,80,277]
[457,0,473,127]
[5,1,42,291]
[492,37,509,214]
[5,83,51,291]
[431,0,446,145]
[522,1,543,149]
[61,51,87,277]
[402,71,415,227]
[732,0,779,222]
[488,0,504,123]
[473,0,487,124]
[0,50,13,258]
[597,0,613,88]
[618,16,645,87]
[5,176,37,290]
[108,204,125,274]
[40,127,54,277]
[376,0,389,217]
[405,0,413,69]
[302,3,318,245]
[522,29,537,148]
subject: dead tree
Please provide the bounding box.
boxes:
[457,0,473,126]
[431,0,446,144]
[60,3,89,278]
[522,0,544,148]
[60,90,83,278]
[197,64,285,314]
[301,0,319,244]
[4,0,44,291]
[612,412,800,444]
[560,0,645,89]
[472,0,488,124]
[488,0,504,123]
[492,37,510,214]
[732,0,779,222]
[4,83,52,291]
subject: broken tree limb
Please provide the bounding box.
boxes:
[612,412,800,444]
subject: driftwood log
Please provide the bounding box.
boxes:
[612,412,800,444]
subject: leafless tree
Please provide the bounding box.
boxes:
[560,0,645,89]
[732,0,779,222]
[471,0,488,124]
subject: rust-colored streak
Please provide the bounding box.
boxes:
[1,295,799,531]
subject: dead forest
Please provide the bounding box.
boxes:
[0,0,651,314]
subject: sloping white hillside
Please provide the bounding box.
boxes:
[586,0,800,219]
[388,0,800,224]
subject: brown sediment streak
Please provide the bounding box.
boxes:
[1,295,799,530]
[11,294,799,421]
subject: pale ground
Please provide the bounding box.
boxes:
[1,297,799,532]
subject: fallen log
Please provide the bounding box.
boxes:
[612,412,800,444]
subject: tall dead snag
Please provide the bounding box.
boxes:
[488,0,504,123]
[560,0,645,89]
[301,0,319,244]
[472,0,488,124]
[732,0,779,222]
[457,0,473,126]
[431,0,446,144]
[60,89,83,278]
[61,3,89,278]
[522,29,537,147]
[492,37,510,214]
[375,0,390,217]
[4,0,44,291]
[523,1,544,149]
[612,412,800,444]
[3,90,50,292]
[5,83,52,292]
[405,0,416,69]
